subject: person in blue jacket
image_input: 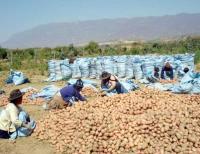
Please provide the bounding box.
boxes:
[60,79,86,104]
[48,79,86,109]
[161,62,174,80]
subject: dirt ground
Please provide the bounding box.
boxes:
[0,105,55,154]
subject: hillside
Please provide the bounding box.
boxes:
[1,13,200,48]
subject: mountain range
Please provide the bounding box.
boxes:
[1,13,200,49]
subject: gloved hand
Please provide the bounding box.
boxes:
[68,99,74,106]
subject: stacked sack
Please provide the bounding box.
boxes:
[113,56,119,76]
[96,57,104,79]
[78,58,90,78]
[103,56,115,75]
[132,56,143,80]
[125,56,134,79]
[48,59,71,81]
[70,59,81,79]
[47,54,195,81]
[116,55,127,78]
[89,58,97,79]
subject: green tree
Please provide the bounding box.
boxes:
[84,41,99,54]
[0,47,7,59]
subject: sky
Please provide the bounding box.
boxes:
[0,0,200,43]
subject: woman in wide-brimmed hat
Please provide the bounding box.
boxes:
[0,89,35,139]
[100,71,124,95]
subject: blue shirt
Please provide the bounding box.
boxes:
[161,66,174,80]
[60,85,86,102]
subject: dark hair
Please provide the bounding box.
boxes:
[74,79,84,91]
[183,67,189,73]
[100,71,111,80]
[154,67,160,72]
[69,57,76,64]
[10,97,22,105]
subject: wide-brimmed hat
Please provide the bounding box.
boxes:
[9,89,25,101]
[100,71,111,80]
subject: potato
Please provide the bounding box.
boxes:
[33,88,200,153]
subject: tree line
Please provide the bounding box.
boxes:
[0,36,200,72]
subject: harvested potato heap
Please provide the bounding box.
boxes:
[81,87,99,97]
[0,89,44,106]
[22,89,45,105]
[34,88,200,154]
[159,79,177,84]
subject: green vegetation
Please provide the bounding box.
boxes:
[0,36,200,74]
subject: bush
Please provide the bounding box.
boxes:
[0,48,7,59]
[194,49,200,64]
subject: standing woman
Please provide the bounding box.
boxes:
[0,89,34,139]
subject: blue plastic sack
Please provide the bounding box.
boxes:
[171,83,193,94]
[141,61,155,77]
[125,57,134,79]
[78,58,90,78]
[31,85,60,100]
[171,72,200,94]
[96,58,104,79]
[180,72,196,83]
[71,61,81,79]
[6,70,29,85]
[67,79,98,87]
[120,80,139,92]
[191,79,200,94]
[133,63,143,79]
[147,83,174,91]
[117,56,127,78]
[60,64,72,79]
[89,58,97,79]
[47,59,71,81]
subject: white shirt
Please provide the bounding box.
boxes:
[0,103,23,132]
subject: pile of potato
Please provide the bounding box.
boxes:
[22,89,45,105]
[81,87,99,97]
[34,88,200,154]
[159,79,177,84]
[0,89,44,106]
